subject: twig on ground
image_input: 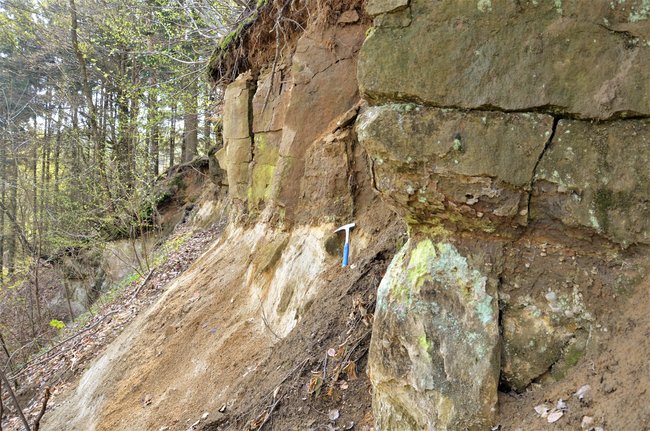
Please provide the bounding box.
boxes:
[9,309,120,381]
[127,268,155,304]
[32,386,51,431]
[342,330,371,365]
[322,351,328,380]
[0,369,31,431]
[255,389,282,431]
[256,295,281,340]
[236,358,310,431]
[1,376,4,431]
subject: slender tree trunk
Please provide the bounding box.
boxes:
[203,81,212,152]
[129,94,139,184]
[32,119,42,326]
[182,78,198,162]
[6,149,18,276]
[70,100,82,202]
[169,103,176,168]
[147,86,160,177]
[40,98,52,244]
[0,369,31,431]
[0,131,6,284]
[0,331,13,373]
[116,84,133,193]
[53,106,62,197]
[129,54,140,183]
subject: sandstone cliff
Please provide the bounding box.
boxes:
[40,1,650,430]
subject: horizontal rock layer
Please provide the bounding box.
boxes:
[359,0,650,119]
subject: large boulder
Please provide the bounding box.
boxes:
[369,237,500,430]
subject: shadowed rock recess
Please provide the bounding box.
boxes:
[357,0,650,429]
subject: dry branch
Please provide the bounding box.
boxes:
[0,369,31,431]
[8,309,120,381]
[32,387,50,431]
[127,268,155,304]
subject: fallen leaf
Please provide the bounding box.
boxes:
[534,404,550,417]
[575,384,591,400]
[547,411,563,423]
[343,361,358,381]
[308,372,323,397]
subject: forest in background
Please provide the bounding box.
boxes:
[0,0,251,375]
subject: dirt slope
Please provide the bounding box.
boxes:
[40,193,402,431]
[498,277,650,431]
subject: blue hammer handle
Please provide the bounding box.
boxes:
[342,242,350,267]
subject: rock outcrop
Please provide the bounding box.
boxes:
[359,0,650,120]
[358,0,650,429]
[216,19,367,224]
[369,237,500,430]
[38,1,650,430]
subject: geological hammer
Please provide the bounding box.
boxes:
[335,222,356,267]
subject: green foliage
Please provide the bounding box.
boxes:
[49,319,66,330]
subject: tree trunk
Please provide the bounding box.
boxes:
[182,78,198,162]
[0,133,5,284]
[169,103,176,168]
[147,86,160,177]
[6,150,18,276]
[116,85,133,193]
[203,81,212,153]
[31,119,42,326]
[53,106,62,197]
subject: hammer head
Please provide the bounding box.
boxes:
[335,222,356,233]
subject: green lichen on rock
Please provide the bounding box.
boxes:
[247,133,279,213]
[358,0,650,119]
[370,238,499,430]
[477,0,492,12]
[593,188,634,233]
[629,0,650,21]
[534,119,650,246]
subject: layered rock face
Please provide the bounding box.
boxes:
[214,1,650,429]
[216,18,368,225]
[358,0,650,429]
